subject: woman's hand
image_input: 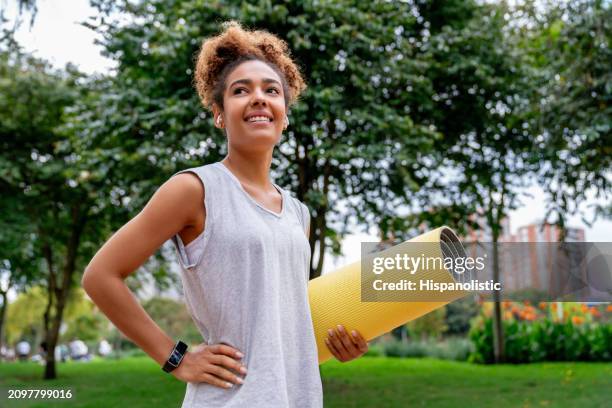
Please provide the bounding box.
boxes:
[324,325,368,362]
[172,343,247,389]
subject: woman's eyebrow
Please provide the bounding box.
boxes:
[229,78,281,88]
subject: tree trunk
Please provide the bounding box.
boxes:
[43,351,57,379]
[309,208,327,280]
[491,234,505,363]
[0,288,8,347]
[42,202,87,380]
[314,210,327,278]
[309,164,331,280]
[41,234,56,375]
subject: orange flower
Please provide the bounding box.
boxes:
[589,307,600,318]
[524,300,531,306]
[524,313,536,321]
[606,305,612,313]
[551,303,558,311]
[504,311,513,320]
[580,304,588,313]
[539,302,547,310]
[502,301,512,310]
[571,316,584,325]
[518,308,536,321]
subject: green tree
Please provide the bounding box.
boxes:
[526,0,611,229]
[406,308,447,340]
[4,286,46,346]
[412,1,538,363]
[5,286,107,345]
[0,41,103,378]
[0,29,45,348]
[60,290,112,343]
[142,297,201,344]
[0,29,184,379]
[444,296,479,336]
[84,0,528,280]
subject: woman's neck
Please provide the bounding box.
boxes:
[221,150,275,190]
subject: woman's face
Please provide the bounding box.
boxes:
[214,60,287,152]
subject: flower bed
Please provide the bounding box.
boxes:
[469,302,612,363]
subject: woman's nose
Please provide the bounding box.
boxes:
[250,88,267,106]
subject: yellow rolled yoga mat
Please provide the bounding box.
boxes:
[308,226,470,363]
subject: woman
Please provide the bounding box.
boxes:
[82,21,368,407]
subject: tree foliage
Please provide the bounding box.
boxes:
[81,0,539,278]
[526,0,611,227]
[142,296,202,344]
[0,35,109,378]
[1,0,609,377]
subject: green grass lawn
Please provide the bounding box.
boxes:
[1,357,610,407]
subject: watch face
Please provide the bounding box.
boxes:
[169,349,183,367]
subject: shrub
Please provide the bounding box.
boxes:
[382,337,472,361]
[363,343,384,357]
[432,337,474,361]
[406,308,447,340]
[384,340,428,358]
[469,315,612,364]
[445,297,480,336]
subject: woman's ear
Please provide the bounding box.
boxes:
[212,104,223,129]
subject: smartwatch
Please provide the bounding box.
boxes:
[162,340,188,373]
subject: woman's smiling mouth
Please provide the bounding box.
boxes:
[244,112,274,126]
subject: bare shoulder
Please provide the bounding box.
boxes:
[166,172,204,198]
[158,171,205,223]
[83,171,206,279]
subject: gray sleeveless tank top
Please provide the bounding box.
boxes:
[169,162,323,408]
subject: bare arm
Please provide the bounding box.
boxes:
[82,173,203,365]
[82,173,246,387]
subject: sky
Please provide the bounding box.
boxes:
[4,0,611,278]
[4,0,115,74]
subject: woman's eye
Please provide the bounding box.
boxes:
[233,87,279,95]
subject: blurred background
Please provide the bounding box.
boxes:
[0,0,610,407]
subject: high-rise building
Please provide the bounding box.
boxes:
[464,217,586,295]
[515,222,585,243]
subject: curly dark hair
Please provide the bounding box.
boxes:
[194,21,306,111]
